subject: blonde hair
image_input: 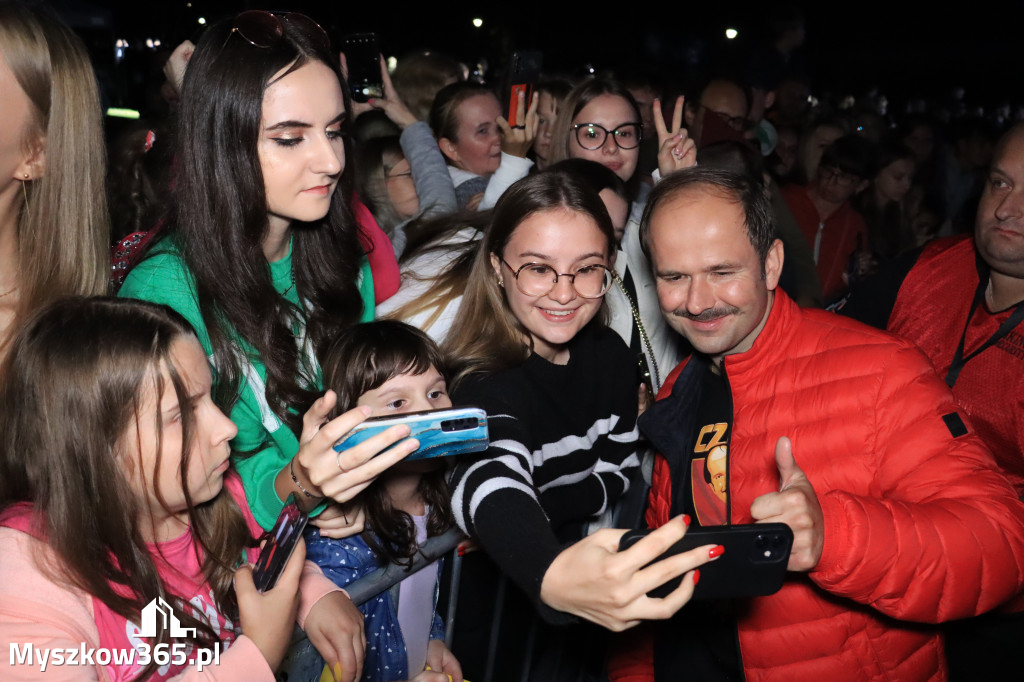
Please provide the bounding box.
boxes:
[0,2,109,351]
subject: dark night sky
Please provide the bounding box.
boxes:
[58,1,1023,114]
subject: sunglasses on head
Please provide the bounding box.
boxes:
[226,10,330,53]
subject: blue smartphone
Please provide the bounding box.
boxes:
[251,494,309,592]
[333,407,489,461]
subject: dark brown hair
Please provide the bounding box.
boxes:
[0,297,255,680]
[168,15,365,439]
[321,321,453,566]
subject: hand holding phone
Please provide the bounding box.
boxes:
[235,517,307,670]
[334,407,489,462]
[341,33,383,102]
[251,494,310,592]
[618,522,792,600]
[291,395,420,506]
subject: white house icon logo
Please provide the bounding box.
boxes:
[139,597,197,638]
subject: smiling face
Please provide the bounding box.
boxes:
[356,366,451,416]
[976,126,1024,280]
[441,93,502,176]
[648,187,782,363]
[490,208,610,364]
[124,336,238,542]
[569,94,641,183]
[258,60,346,239]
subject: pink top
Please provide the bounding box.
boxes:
[0,473,341,681]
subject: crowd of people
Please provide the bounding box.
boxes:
[0,2,1022,681]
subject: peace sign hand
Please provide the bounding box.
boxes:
[655,96,697,177]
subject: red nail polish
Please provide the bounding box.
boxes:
[682,514,691,527]
[708,544,725,559]
[457,547,465,557]
[693,569,700,585]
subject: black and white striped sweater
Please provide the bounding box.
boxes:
[450,324,640,615]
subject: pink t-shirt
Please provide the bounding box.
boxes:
[0,473,339,681]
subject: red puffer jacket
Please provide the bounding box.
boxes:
[610,291,1024,682]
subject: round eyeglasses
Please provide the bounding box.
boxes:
[500,259,612,299]
[572,122,642,151]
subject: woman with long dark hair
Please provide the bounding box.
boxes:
[119,12,418,534]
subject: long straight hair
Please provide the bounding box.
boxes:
[171,16,365,435]
[442,170,615,386]
[0,1,109,351]
[0,297,255,680]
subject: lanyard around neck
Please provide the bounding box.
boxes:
[944,277,1024,388]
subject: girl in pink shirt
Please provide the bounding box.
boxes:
[0,297,365,681]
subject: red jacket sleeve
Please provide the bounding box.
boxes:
[811,342,1024,623]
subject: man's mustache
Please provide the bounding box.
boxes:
[671,306,740,322]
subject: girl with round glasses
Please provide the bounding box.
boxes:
[549,79,695,398]
[442,171,716,680]
[119,12,420,574]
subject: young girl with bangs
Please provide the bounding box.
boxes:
[0,297,366,681]
[291,320,463,682]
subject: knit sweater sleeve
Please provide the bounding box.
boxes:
[449,381,568,620]
[448,329,640,622]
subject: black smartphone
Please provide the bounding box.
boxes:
[501,50,542,127]
[341,33,383,103]
[251,494,309,592]
[618,523,793,600]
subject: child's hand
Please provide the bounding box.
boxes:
[407,671,451,682]
[311,502,365,539]
[425,639,463,682]
[304,591,366,682]
[234,538,305,671]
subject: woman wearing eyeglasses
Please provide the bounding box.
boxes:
[549,79,695,404]
[442,170,716,681]
[119,13,421,570]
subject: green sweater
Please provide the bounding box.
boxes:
[119,238,375,529]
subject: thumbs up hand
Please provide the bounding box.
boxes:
[749,437,824,572]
